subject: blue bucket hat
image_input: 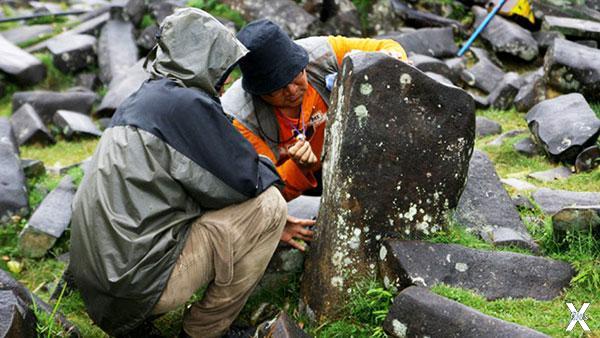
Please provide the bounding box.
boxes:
[237,19,309,96]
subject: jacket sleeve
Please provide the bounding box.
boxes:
[233,119,317,201]
[326,35,408,65]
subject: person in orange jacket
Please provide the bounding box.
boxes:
[222,20,407,249]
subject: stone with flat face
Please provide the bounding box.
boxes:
[0,118,28,223]
[1,24,53,45]
[488,72,521,110]
[526,93,600,163]
[514,137,543,157]
[10,103,55,146]
[475,116,501,137]
[300,52,475,321]
[0,35,46,86]
[515,69,546,113]
[532,188,600,214]
[12,90,97,124]
[379,240,574,300]
[98,19,138,84]
[552,206,600,241]
[54,110,102,138]
[409,54,453,80]
[543,15,600,40]
[95,59,149,117]
[528,166,572,182]
[382,27,458,58]
[575,145,600,172]
[48,34,97,73]
[469,57,505,94]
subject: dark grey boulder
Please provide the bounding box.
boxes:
[47,33,97,73]
[470,94,489,109]
[576,39,598,48]
[472,6,539,61]
[0,35,46,86]
[380,27,458,58]
[10,103,55,146]
[443,56,470,85]
[125,0,145,26]
[98,18,138,84]
[469,57,505,94]
[543,15,600,41]
[301,52,475,321]
[514,70,546,113]
[528,166,572,182]
[21,158,45,178]
[532,188,600,214]
[575,145,600,173]
[379,240,574,300]
[54,110,102,139]
[552,206,600,241]
[136,24,159,51]
[475,116,502,137]
[514,137,543,157]
[316,0,362,37]
[488,129,527,146]
[383,286,550,338]
[221,0,318,39]
[1,24,53,45]
[12,90,97,125]
[470,46,503,68]
[424,72,454,86]
[526,93,600,163]
[544,38,600,100]
[287,195,320,220]
[19,175,76,258]
[455,150,538,251]
[0,118,28,223]
[488,72,521,110]
[256,311,310,338]
[533,30,565,52]
[390,0,464,31]
[148,0,185,24]
[75,72,100,91]
[95,59,149,117]
[513,194,536,210]
[0,290,36,338]
[409,54,453,80]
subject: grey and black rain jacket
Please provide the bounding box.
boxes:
[68,8,281,336]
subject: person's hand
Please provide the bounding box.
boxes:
[280,215,315,251]
[288,139,318,170]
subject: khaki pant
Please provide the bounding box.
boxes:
[152,186,287,337]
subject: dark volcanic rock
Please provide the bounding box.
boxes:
[257,311,310,338]
[515,70,546,113]
[424,72,454,86]
[533,30,565,52]
[136,24,159,51]
[544,38,600,100]
[1,24,53,45]
[95,59,149,117]
[47,34,97,73]
[528,166,572,182]
[533,188,600,215]
[0,118,28,223]
[383,287,550,338]
[19,175,76,258]
[488,72,521,110]
[317,0,362,36]
[489,129,527,146]
[54,110,102,139]
[575,145,600,172]
[380,240,574,300]
[125,0,145,26]
[543,15,600,41]
[380,27,458,58]
[10,103,55,146]
[514,137,542,157]
[98,19,138,84]
[472,6,539,61]
[12,90,97,125]
[75,72,100,91]
[455,150,537,251]
[469,58,505,94]
[553,206,600,241]
[475,116,501,137]
[301,52,475,321]
[526,93,600,163]
[148,0,185,24]
[390,0,464,30]
[0,35,46,86]
[409,54,453,80]
[221,0,318,39]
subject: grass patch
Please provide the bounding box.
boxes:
[21,138,98,168]
[187,0,246,28]
[352,0,374,34]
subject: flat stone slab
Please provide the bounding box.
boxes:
[12,90,97,125]
[0,118,28,223]
[10,103,55,146]
[455,150,537,251]
[95,59,149,117]
[98,19,138,84]
[0,35,46,86]
[526,93,600,163]
[553,206,600,241]
[410,54,453,80]
[488,129,527,146]
[489,72,521,110]
[575,145,600,172]
[54,110,102,139]
[472,6,539,61]
[1,24,53,45]
[532,188,600,214]
[543,15,600,40]
[514,137,543,157]
[544,38,600,101]
[380,240,574,300]
[476,116,502,137]
[47,33,97,73]
[500,178,537,191]
[383,286,550,338]
[469,57,505,94]
[19,175,76,258]
[382,27,458,58]
[528,166,572,182]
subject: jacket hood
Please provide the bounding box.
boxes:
[148,8,248,96]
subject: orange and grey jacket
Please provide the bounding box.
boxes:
[222,36,407,201]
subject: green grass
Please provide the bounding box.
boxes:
[21,138,98,168]
[187,0,246,28]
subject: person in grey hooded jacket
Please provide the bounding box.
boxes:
[68,8,288,338]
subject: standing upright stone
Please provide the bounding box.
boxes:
[97,18,138,84]
[0,118,28,223]
[0,35,46,86]
[300,53,475,321]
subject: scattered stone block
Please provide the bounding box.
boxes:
[12,90,97,124]
[381,27,458,58]
[501,178,537,191]
[575,145,600,173]
[488,129,527,146]
[54,110,102,139]
[125,0,145,26]
[472,6,539,61]
[528,166,572,182]
[21,159,45,178]
[533,30,565,52]
[95,59,149,117]
[424,72,453,86]
[543,15,600,41]
[19,175,76,258]
[469,58,505,94]
[455,150,538,251]
[256,311,310,338]
[515,70,546,113]
[513,194,536,210]
[409,54,453,80]
[544,38,600,101]
[0,118,28,223]
[316,0,362,37]
[390,0,464,31]
[98,18,138,84]
[300,52,475,321]
[443,56,468,84]
[514,137,543,157]
[532,187,600,214]
[470,93,489,109]
[526,93,600,163]
[47,34,97,73]
[553,206,600,241]
[380,240,573,300]
[475,116,501,137]
[383,287,550,338]
[10,103,55,146]
[0,35,46,86]
[136,24,159,51]
[488,72,521,110]
[1,24,53,45]
[75,72,101,91]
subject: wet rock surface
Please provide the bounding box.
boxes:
[12,90,97,124]
[0,118,29,223]
[533,188,600,214]
[10,103,55,146]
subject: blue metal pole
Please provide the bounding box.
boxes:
[457,0,508,56]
